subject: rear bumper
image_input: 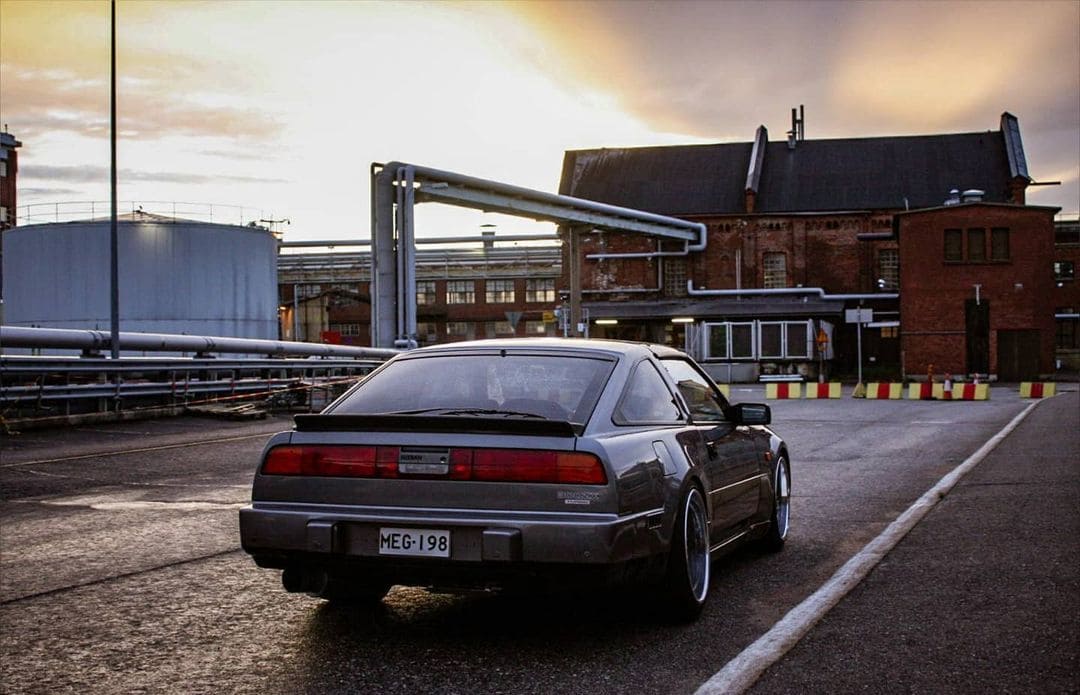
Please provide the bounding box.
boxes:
[240,502,666,575]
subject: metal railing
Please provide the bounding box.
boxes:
[15,201,268,227]
[0,327,397,424]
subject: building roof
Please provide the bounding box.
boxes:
[560,114,1025,215]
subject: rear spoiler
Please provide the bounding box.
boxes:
[294,414,578,437]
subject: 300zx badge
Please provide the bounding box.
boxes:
[558,490,601,506]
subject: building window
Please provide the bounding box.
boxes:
[731,323,755,358]
[525,278,555,303]
[329,323,361,336]
[759,323,783,358]
[704,320,812,361]
[524,320,549,336]
[707,324,730,359]
[990,228,1010,261]
[486,320,515,337]
[878,249,899,290]
[0,206,7,223]
[881,325,899,339]
[1057,308,1077,349]
[446,321,473,339]
[763,253,787,288]
[0,160,7,177]
[416,280,437,305]
[786,321,810,358]
[416,322,438,345]
[944,228,963,261]
[664,257,688,297]
[966,228,986,261]
[296,283,321,298]
[1056,223,1080,246]
[446,280,475,304]
[1055,261,1075,283]
[485,279,515,304]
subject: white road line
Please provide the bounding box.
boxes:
[694,400,1041,695]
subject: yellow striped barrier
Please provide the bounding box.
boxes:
[805,382,842,399]
[765,383,802,399]
[951,383,990,400]
[865,382,903,399]
[1019,382,1055,398]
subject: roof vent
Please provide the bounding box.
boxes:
[961,189,985,203]
[944,189,961,206]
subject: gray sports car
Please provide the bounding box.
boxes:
[240,338,790,620]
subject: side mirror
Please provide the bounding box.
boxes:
[731,402,771,426]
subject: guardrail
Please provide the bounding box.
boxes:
[1,327,398,427]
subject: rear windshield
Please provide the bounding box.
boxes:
[332,353,615,424]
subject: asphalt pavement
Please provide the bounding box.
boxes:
[749,390,1079,693]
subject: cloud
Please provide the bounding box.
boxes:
[0,67,282,142]
[16,187,83,198]
[20,164,286,185]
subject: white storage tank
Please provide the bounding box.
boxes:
[1,215,278,339]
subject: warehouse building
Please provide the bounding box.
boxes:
[557,111,1069,381]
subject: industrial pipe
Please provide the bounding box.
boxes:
[686,280,898,301]
[0,326,400,359]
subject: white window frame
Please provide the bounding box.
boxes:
[446,280,475,305]
[485,279,516,304]
[416,280,437,305]
[525,278,556,303]
[703,319,813,361]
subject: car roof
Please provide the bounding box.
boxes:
[406,337,685,360]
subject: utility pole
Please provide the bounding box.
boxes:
[109,0,120,362]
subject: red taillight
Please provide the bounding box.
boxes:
[262,445,606,485]
[262,445,398,478]
[464,448,607,485]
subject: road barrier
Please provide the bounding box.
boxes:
[765,383,803,399]
[950,383,990,400]
[1019,382,1055,398]
[865,382,903,399]
[804,382,842,399]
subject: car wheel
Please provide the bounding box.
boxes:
[759,455,790,552]
[662,486,711,621]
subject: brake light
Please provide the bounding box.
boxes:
[469,449,607,484]
[262,445,398,478]
[262,445,606,484]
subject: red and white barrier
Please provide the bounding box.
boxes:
[1019,382,1055,398]
[765,383,803,399]
[950,383,990,401]
[805,382,842,399]
[865,382,903,400]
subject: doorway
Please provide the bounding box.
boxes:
[997,330,1040,381]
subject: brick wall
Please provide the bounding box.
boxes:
[897,203,1057,377]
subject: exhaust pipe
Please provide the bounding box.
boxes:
[281,567,328,595]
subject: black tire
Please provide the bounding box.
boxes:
[661,487,711,622]
[758,455,790,552]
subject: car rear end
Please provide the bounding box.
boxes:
[239,344,662,595]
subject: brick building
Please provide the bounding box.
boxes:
[278,238,561,347]
[557,111,1066,381]
[1054,215,1080,369]
[896,203,1058,380]
[0,130,21,231]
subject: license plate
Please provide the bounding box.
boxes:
[378,527,450,558]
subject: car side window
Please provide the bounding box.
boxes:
[659,358,729,423]
[614,361,684,425]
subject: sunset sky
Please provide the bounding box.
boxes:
[2,0,1077,242]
